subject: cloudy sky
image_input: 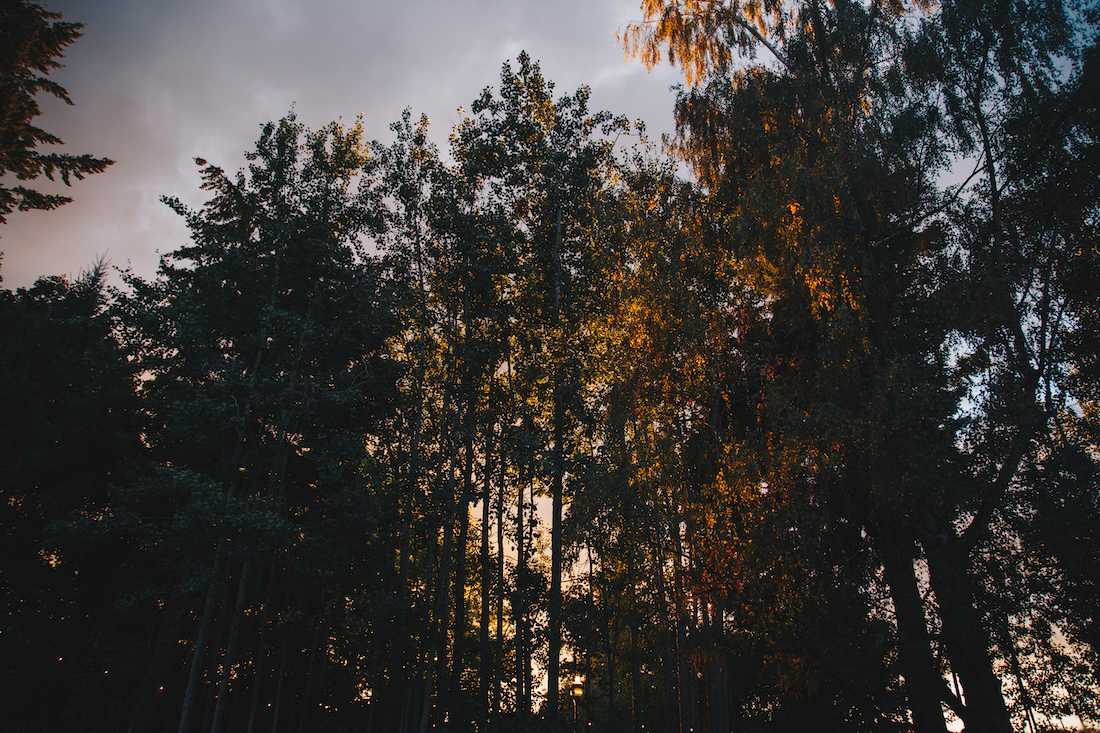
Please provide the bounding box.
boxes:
[3,0,682,288]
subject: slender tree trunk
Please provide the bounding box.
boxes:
[666,488,689,733]
[607,616,617,720]
[549,383,565,723]
[524,479,535,715]
[419,381,457,733]
[879,538,949,733]
[449,378,477,732]
[211,560,254,733]
[585,543,595,706]
[514,463,527,719]
[393,402,422,721]
[246,559,279,733]
[629,622,642,733]
[653,554,679,733]
[494,431,505,727]
[1005,629,1039,733]
[399,677,414,733]
[708,598,730,733]
[296,591,327,733]
[602,528,620,724]
[479,425,494,725]
[129,596,186,733]
[201,562,236,733]
[547,203,565,724]
[416,499,442,733]
[178,548,227,733]
[269,638,288,733]
[428,458,458,731]
[396,302,428,705]
[403,198,432,733]
[450,487,472,731]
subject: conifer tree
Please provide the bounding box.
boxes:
[0,0,112,224]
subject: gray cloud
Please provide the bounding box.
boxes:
[2,0,681,287]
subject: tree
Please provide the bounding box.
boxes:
[460,55,629,722]
[3,14,1097,731]
[0,0,112,225]
[0,263,143,730]
[623,1,1099,731]
[113,114,405,733]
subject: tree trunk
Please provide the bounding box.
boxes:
[211,560,253,733]
[449,486,472,731]
[651,542,679,733]
[549,383,565,723]
[585,544,595,706]
[415,493,441,733]
[926,538,1013,733]
[419,384,458,733]
[178,548,227,733]
[129,595,186,733]
[428,462,458,731]
[1005,629,1039,733]
[269,638,288,733]
[201,561,236,733]
[296,592,327,733]
[524,479,536,716]
[628,622,642,733]
[398,676,415,733]
[449,383,477,732]
[879,538,949,733]
[494,432,505,727]
[396,326,427,706]
[514,464,528,719]
[547,203,565,724]
[708,598,730,733]
[666,486,689,733]
[479,426,493,726]
[246,559,279,733]
[607,616,617,720]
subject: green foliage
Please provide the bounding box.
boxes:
[3,3,1098,731]
[0,263,142,728]
[0,0,112,224]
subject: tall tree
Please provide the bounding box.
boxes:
[461,54,629,720]
[114,114,404,733]
[0,264,142,730]
[623,1,1098,731]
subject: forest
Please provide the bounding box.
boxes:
[1,0,1098,731]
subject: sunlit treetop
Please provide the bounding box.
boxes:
[620,0,933,84]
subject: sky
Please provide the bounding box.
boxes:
[2,0,682,288]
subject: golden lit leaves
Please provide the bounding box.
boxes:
[620,0,788,85]
[39,548,62,568]
[761,112,775,135]
[621,0,731,86]
[803,266,836,315]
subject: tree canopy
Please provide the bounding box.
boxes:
[1,2,1097,732]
